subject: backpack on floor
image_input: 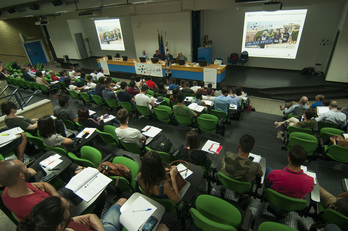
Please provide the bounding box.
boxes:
[147,134,173,153]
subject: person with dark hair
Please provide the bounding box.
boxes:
[115,109,146,146]
[118,81,135,104]
[181,81,194,95]
[95,77,106,98]
[77,107,105,131]
[68,65,81,78]
[127,80,140,96]
[135,85,155,110]
[96,68,105,80]
[38,115,73,148]
[145,76,156,90]
[168,78,179,91]
[190,81,200,92]
[138,151,180,202]
[176,131,210,169]
[105,77,116,87]
[49,70,60,82]
[65,78,83,92]
[219,134,263,183]
[54,95,78,122]
[214,89,230,114]
[102,82,118,102]
[266,145,314,199]
[35,71,49,87]
[274,110,316,129]
[315,101,347,128]
[59,70,67,83]
[173,92,197,117]
[170,88,179,107]
[193,91,205,106]
[21,67,36,82]
[90,69,98,81]
[164,59,172,81]
[227,87,241,107]
[17,196,128,231]
[157,82,169,96]
[153,50,161,59]
[2,101,38,132]
[86,75,97,89]
[202,88,215,101]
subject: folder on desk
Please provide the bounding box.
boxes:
[202,140,222,154]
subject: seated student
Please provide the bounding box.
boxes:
[311,94,325,108]
[17,196,128,231]
[145,76,156,91]
[59,70,67,83]
[193,91,206,106]
[281,96,310,118]
[86,75,97,89]
[65,78,83,92]
[318,186,348,218]
[77,107,105,131]
[38,115,73,148]
[49,70,60,82]
[0,132,31,164]
[2,101,38,132]
[105,77,116,87]
[115,109,146,146]
[316,101,347,129]
[97,68,105,80]
[168,78,179,91]
[138,151,180,202]
[90,69,98,81]
[118,81,135,104]
[274,110,316,129]
[190,81,200,92]
[219,134,263,183]
[181,81,194,95]
[228,87,241,107]
[35,71,50,87]
[214,89,230,114]
[68,66,80,78]
[127,80,140,96]
[179,80,186,89]
[21,67,36,82]
[102,82,118,102]
[202,88,215,101]
[235,85,247,100]
[157,82,169,96]
[266,145,314,199]
[54,94,78,123]
[135,85,155,110]
[94,77,106,98]
[170,88,179,107]
[330,135,348,148]
[177,131,210,169]
[173,93,197,117]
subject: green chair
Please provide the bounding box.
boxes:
[163,97,170,106]
[119,101,136,113]
[104,98,119,110]
[135,104,153,116]
[190,194,241,231]
[197,114,224,136]
[145,146,171,163]
[38,84,51,94]
[91,95,105,106]
[68,152,95,168]
[217,172,252,195]
[32,82,41,91]
[62,120,78,131]
[68,90,81,101]
[258,221,297,231]
[317,121,338,131]
[287,132,318,157]
[154,105,172,123]
[103,125,120,147]
[263,188,308,212]
[111,156,139,192]
[120,141,143,154]
[147,89,155,96]
[320,207,348,230]
[46,146,69,157]
[210,109,228,121]
[76,122,85,130]
[96,129,119,147]
[80,92,93,104]
[25,132,47,150]
[174,113,193,126]
[24,81,33,90]
[17,79,28,89]
[320,127,343,143]
[80,146,102,168]
[325,145,348,163]
[287,126,312,135]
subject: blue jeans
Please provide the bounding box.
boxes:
[101,204,122,231]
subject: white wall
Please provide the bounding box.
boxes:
[67,19,89,59]
[203,2,344,70]
[131,12,192,61]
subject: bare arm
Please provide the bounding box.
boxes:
[27,123,38,130]
[139,135,146,143]
[72,214,105,231]
[62,137,73,145]
[163,166,180,203]
[31,182,59,196]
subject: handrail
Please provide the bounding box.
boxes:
[0,85,38,111]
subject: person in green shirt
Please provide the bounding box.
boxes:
[173,93,197,117]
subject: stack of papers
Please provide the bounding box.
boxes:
[142,126,162,138]
[188,103,205,112]
[300,165,308,173]
[306,171,317,184]
[343,134,348,139]
[120,196,156,231]
[249,153,262,163]
[201,140,223,154]
[50,81,59,85]
[203,100,213,106]
[39,154,62,170]
[176,163,193,179]
[0,127,24,148]
[76,128,96,139]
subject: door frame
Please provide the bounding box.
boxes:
[22,39,50,64]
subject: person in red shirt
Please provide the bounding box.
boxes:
[127,80,140,96]
[145,76,156,91]
[49,70,60,82]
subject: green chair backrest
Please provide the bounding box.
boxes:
[80,92,93,103]
[24,81,33,89]
[326,145,348,163]
[103,125,120,146]
[80,146,102,168]
[163,97,170,105]
[147,89,155,96]
[174,114,192,126]
[190,194,241,231]
[258,221,297,231]
[263,188,308,212]
[112,156,139,190]
[68,90,80,100]
[62,120,78,131]
[17,79,28,89]
[32,82,41,90]
[151,196,177,212]
[320,127,343,142]
[197,114,218,133]
[76,122,85,130]
[119,101,135,112]
[96,129,118,147]
[287,126,312,135]
[154,105,172,122]
[91,95,105,106]
[135,104,152,116]
[0,154,4,161]
[25,132,47,150]
[321,208,348,230]
[46,146,68,157]
[217,172,252,194]
[210,109,227,121]
[120,141,142,154]
[317,121,338,131]
[287,132,318,156]
[145,146,171,163]
[67,152,95,168]
[105,98,118,109]
[39,84,50,93]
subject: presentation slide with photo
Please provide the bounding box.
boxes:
[241,9,307,59]
[94,18,125,51]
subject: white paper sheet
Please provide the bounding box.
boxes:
[176,163,193,179]
[39,154,62,168]
[103,115,116,123]
[317,106,330,116]
[88,110,96,116]
[188,103,205,112]
[249,153,262,163]
[202,140,220,154]
[306,171,317,184]
[76,128,96,139]
[142,126,162,138]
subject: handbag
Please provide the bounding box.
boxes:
[165,160,189,191]
[98,161,132,185]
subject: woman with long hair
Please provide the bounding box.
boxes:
[138,151,180,203]
[77,107,105,131]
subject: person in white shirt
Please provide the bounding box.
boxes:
[190,81,201,92]
[68,66,80,78]
[65,78,83,93]
[316,101,347,128]
[135,85,155,110]
[86,76,96,89]
[202,88,215,101]
[90,69,98,81]
[96,68,105,80]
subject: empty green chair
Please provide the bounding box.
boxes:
[62,120,78,131]
[104,98,119,110]
[46,146,69,157]
[17,79,28,89]
[103,125,120,146]
[320,127,343,143]
[80,92,93,104]
[25,132,47,150]
[39,84,51,94]
[197,114,224,135]
[147,89,155,96]
[32,82,41,91]
[163,97,170,105]
[210,109,228,122]
[68,90,80,101]
[135,104,153,116]
[96,129,119,147]
[119,101,136,113]
[320,207,348,230]
[24,81,33,90]
[287,132,318,157]
[145,146,171,163]
[174,114,193,126]
[287,126,312,135]
[154,105,172,123]
[80,146,102,168]
[120,140,143,154]
[317,121,338,131]
[217,172,252,195]
[91,95,105,106]
[190,194,241,231]
[111,156,139,192]
[325,145,348,163]
[258,221,297,231]
[68,152,95,168]
[263,188,308,212]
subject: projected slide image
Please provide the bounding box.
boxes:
[242,10,307,59]
[94,19,125,51]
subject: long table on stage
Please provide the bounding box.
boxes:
[97,58,226,83]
